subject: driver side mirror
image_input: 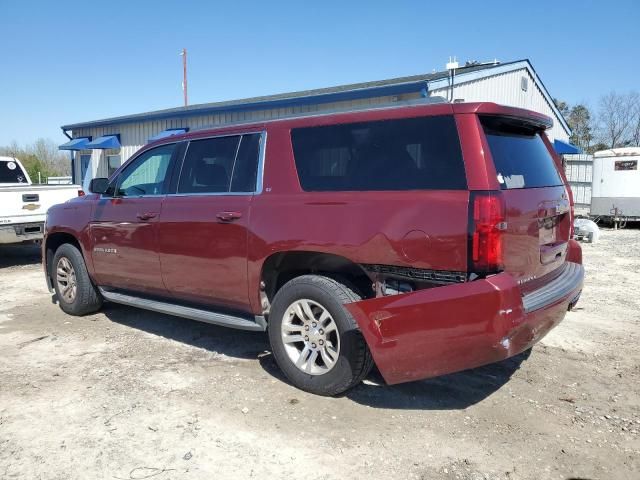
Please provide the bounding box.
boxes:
[89,177,109,194]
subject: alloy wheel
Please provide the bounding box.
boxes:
[280,299,340,375]
[56,257,77,303]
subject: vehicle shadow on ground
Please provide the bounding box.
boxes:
[346,349,531,410]
[101,303,270,361]
[0,244,41,268]
[257,345,531,410]
[101,302,530,410]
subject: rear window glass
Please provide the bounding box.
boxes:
[481,116,562,189]
[291,115,467,191]
[0,160,28,183]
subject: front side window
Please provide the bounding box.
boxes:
[115,144,175,196]
[178,133,261,194]
[291,116,467,191]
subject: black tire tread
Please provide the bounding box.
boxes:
[269,274,374,396]
[53,243,102,316]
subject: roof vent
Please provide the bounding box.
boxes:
[446,56,459,70]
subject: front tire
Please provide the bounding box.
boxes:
[52,243,102,316]
[268,275,374,396]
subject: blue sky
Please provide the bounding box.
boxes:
[1,0,638,145]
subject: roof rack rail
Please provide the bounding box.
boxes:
[190,96,448,133]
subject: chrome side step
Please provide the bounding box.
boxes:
[99,288,267,332]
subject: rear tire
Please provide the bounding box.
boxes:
[268,275,374,396]
[52,243,102,316]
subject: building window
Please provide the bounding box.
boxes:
[521,76,528,92]
[107,155,121,177]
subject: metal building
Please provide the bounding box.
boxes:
[563,154,594,214]
[59,59,575,187]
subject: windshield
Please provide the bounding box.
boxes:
[0,160,29,184]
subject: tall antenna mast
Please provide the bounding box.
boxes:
[180,48,188,107]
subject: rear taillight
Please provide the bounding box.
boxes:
[566,185,575,238]
[78,190,85,196]
[570,203,575,237]
[470,191,506,275]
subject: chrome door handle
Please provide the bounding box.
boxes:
[136,212,157,221]
[216,211,242,222]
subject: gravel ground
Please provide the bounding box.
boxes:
[0,230,639,480]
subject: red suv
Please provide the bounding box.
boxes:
[44,101,584,395]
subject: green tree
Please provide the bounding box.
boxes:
[20,154,58,183]
[568,104,593,152]
[554,99,595,153]
[554,98,570,118]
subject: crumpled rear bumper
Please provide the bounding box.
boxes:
[346,262,584,385]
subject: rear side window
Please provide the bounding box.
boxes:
[0,160,28,183]
[481,116,563,189]
[178,133,262,194]
[179,136,239,193]
[230,133,261,192]
[291,116,467,191]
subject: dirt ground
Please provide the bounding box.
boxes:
[0,230,638,480]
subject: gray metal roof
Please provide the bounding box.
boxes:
[61,60,522,131]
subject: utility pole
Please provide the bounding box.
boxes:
[180,48,188,107]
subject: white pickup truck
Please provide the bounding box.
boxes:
[0,156,81,245]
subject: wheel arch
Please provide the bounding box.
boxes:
[44,231,84,287]
[259,251,374,311]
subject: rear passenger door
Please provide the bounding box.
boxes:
[157,133,263,312]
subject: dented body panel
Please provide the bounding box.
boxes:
[346,263,583,385]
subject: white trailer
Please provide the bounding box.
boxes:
[591,147,640,222]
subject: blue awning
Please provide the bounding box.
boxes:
[148,128,188,143]
[554,139,581,155]
[58,137,92,150]
[85,134,121,150]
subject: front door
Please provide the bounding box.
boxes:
[158,133,262,312]
[90,143,177,295]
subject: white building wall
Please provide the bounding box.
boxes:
[428,67,570,142]
[70,68,570,185]
[71,93,421,182]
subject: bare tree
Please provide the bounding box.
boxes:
[630,91,640,147]
[0,140,21,159]
[598,92,635,148]
[0,138,71,181]
[27,138,70,175]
